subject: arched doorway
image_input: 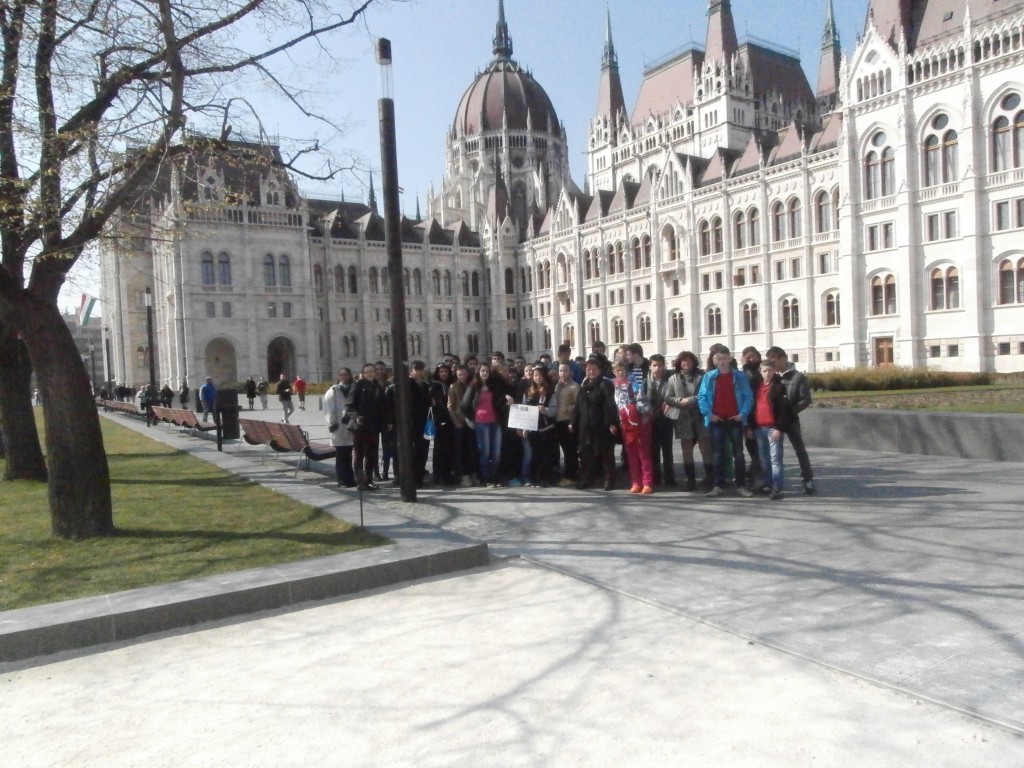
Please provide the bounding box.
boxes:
[204,338,238,384]
[267,336,296,382]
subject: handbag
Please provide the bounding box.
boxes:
[423,407,436,440]
[662,402,681,421]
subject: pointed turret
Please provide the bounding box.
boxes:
[493,0,513,60]
[704,0,739,64]
[597,6,627,125]
[816,0,841,111]
[368,170,378,215]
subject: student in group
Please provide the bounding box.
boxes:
[748,360,795,500]
[644,354,676,487]
[323,367,356,488]
[554,362,580,485]
[612,359,654,494]
[518,364,559,487]
[345,362,387,491]
[428,363,456,486]
[556,343,584,384]
[697,345,754,498]
[570,356,618,491]
[765,346,816,495]
[665,351,714,491]
[448,364,477,486]
[740,346,764,488]
[461,363,513,487]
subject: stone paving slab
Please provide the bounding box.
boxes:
[2,561,1022,767]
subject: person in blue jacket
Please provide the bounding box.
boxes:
[199,377,217,422]
[697,346,754,498]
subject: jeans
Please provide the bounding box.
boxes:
[474,422,502,482]
[783,419,814,482]
[709,420,746,488]
[755,427,785,491]
[281,398,295,422]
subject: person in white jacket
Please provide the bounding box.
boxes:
[323,368,356,488]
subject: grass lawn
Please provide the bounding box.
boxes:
[815,380,1024,413]
[0,414,387,612]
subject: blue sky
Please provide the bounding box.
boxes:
[307,0,867,207]
[67,0,868,311]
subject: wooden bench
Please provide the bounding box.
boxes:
[173,409,218,437]
[264,421,336,476]
[237,418,274,461]
[101,399,146,418]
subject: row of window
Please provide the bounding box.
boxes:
[697,190,841,256]
[861,97,1024,201]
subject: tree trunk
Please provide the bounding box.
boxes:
[0,319,48,481]
[21,300,113,538]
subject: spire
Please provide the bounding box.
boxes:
[704,0,739,63]
[602,5,617,69]
[816,0,841,109]
[415,195,421,221]
[597,5,627,125]
[493,0,513,60]
[368,170,378,215]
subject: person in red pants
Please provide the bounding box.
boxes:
[611,360,654,494]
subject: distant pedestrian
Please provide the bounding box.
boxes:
[278,375,294,423]
[256,377,268,410]
[199,377,217,422]
[159,383,174,408]
[244,376,257,410]
[179,380,190,408]
[294,375,307,410]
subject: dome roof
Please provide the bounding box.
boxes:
[453,59,560,137]
[451,2,560,138]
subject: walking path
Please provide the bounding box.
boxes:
[2,401,1022,765]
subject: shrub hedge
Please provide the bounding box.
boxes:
[807,367,992,392]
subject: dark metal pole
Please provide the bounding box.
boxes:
[145,287,157,426]
[377,38,416,503]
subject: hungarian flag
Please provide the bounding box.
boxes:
[78,293,97,326]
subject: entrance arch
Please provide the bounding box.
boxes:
[267,336,296,382]
[204,338,238,384]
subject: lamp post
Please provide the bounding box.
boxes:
[377,38,416,503]
[144,287,157,426]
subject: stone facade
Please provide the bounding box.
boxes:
[100,0,1024,387]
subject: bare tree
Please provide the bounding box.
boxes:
[0,0,395,538]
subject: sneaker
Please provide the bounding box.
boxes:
[629,484,643,494]
[557,478,575,488]
[803,480,816,495]
[508,477,524,487]
[705,486,725,497]
[737,486,753,498]
[488,481,502,488]
[641,485,654,495]
[460,475,474,488]
[770,489,783,500]
[603,480,614,491]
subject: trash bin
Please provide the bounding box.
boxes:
[216,388,240,440]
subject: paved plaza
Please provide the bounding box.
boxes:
[2,403,1023,766]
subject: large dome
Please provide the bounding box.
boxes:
[452,59,560,137]
[451,1,560,138]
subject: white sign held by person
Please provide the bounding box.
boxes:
[508,404,540,431]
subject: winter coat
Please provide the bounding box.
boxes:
[345,378,386,433]
[749,374,797,433]
[323,382,355,448]
[571,376,618,449]
[665,370,707,441]
[779,364,813,415]
[696,367,754,427]
[461,376,512,425]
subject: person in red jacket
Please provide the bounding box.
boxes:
[293,375,307,410]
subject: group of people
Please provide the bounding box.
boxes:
[320,341,815,499]
[242,374,307,421]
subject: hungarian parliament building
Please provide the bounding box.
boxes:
[101,0,1024,387]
